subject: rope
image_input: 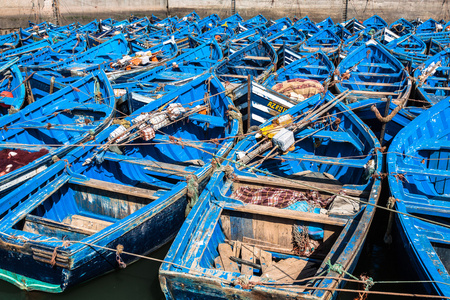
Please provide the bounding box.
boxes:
[185,174,199,217]
[370,103,403,123]
[227,105,243,138]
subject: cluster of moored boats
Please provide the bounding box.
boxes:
[0,11,449,298]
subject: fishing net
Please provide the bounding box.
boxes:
[272,78,324,100]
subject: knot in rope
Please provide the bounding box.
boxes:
[116,244,127,269]
[326,260,345,275]
[227,105,243,138]
[185,175,199,217]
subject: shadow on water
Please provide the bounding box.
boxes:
[338,178,428,300]
[0,243,171,300]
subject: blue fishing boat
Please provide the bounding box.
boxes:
[363,14,387,31]
[263,17,292,37]
[19,34,88,67]
[239,14,267,29]
[413,47,450,105]
[35,34,129,76]
[160,91,382,300]
[263,50,335,89]
[219,13,244,30]
[267,26,306,49]
[416,18,443,34]
[215,38,277,84]
[389,18,414,36]
[340,31,371,58]
[293,20,320,38]
[387,98,450,297]
[297,28,341,58]
[316,17,334,29]
[0,37,53,61]
[0,70,115,195]
[0,73,239,293]
[383,33,428,67]
[334,39,412,104]
[0,59,26,117]
[225,26,265,54]
[197,14,220,32]
[342,18,365,34]
[0,31,20,51]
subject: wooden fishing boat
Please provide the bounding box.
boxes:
[214,38,277,84]
[383,33,428,68]
[19,34,88,67]
[316,17,334,29]
[362,14,387,31]
[334,39,412,104]
[267,26,306,49]
[413,47,450,105]
[339,31,371,58]
[416,18,442,34]
[160,91,382,300]
[263,50,335,89]
[387,98,450,297]
[0,73,239,293]
[0,70,115,195]
[219,13,244,30]
[239,14,267,30]
[342,18,365,34]
[389,18,414,36]
[297,29,341,58]
[293,20,320,38]
[197,14,220,32]
[112,38,222,85]
[225,26,265,54]
[0,58,26,117]
[34,34,129,76]
[0,37,53,61]
[263,17,292,37]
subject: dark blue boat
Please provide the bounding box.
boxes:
[387,98,450,297]
[413,48,450,105]
[0,59,26,117]
[214,38,277,84]
[0,74,239,292]
[0,70,115,195]
[335,40,412,103]
[160,91,382,300]
[263,50,335,89]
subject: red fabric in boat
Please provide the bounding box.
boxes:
[0,148,49,176]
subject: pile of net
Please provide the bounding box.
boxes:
[272,78,324,101]
[0,149,49,176]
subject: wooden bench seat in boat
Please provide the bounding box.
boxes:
[281,152,369,169]
[243,55,272,61]
[101,152,201,177]
[295,128,364,152]
[23,213,113,237]
[218,74,249,79]
[229,65,266,71]
[342,81,404,87]
[69,176,160,200]
[357,63,397,70]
